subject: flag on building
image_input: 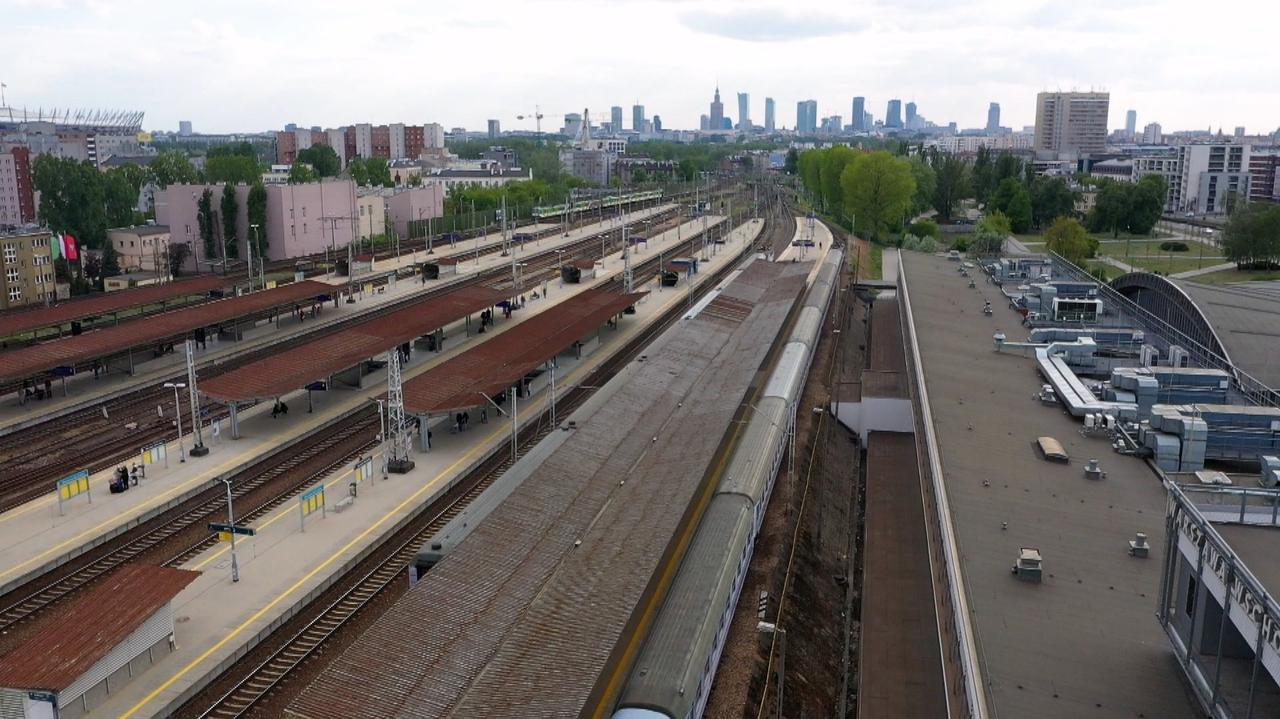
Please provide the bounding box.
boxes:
[49,233,79,261]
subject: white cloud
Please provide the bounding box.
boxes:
[0,0,1274,135]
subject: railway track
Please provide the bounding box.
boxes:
[179,211,773,719]
[0,410,381,638]
[0,206,690,512]
[0,210,743,653]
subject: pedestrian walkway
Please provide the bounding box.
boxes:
[1170,261,1236,279]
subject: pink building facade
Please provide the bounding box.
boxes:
[156,180,358,270]
[386,185,445,238]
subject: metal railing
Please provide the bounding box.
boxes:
[1176,482,1280,527]
[1049,252,1280,409]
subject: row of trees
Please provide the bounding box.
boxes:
[32,155,146,247]
[194,183,268,264]
[1223,202,1280,268]
[796,147,917,242]
[1086,175,1167,237]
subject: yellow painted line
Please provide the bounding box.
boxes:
[120,324,624,717]
[118,268,702,716]
[116,423,507,719]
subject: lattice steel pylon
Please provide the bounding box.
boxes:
[385,348,415,473]
[622,219,634,293]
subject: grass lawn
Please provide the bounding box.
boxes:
[1186,267,1280,285]
[1087,263,1126,281]
[865,243,883,280]
[1096,237,1219,258]
[1116,254,1227,275]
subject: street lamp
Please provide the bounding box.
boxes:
[221,478,240,583]
[164,381,187,462]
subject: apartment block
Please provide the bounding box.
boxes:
[0,230,59,309]
[108,225,172,274]
[1034,91,1110,159]
[0,146,36,227]
[1132,143,1252,214]
[1248,151,1280,204]
[155,181,359,268]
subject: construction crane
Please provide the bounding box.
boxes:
[515,105,545,135]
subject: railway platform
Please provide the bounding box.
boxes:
[0,214,744,596]
[0,208,676,434]
[774,214,833,263]
[74,216,764,719]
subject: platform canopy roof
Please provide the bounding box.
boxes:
[402,288,646,415]
[0,274,228,339]
[0,280,333,384]
[199,285,506,402]
[0,564,198,692]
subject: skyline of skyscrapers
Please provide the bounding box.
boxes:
[905,101,918,128]
[796,99,817,134]
[611,106,623,132]
[885,99,903,129]
[1126,109,1137,137]
[851,96,866,132]
[709,87,724,132]
[764,97,775,132]
[737,92,750,131]
[986,102,1001,131]
[632,104,645,132]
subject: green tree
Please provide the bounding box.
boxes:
[989,178,1032,233]
[907,219,939,238]
[296,145,341,177]
[908,155,937,216]
[101,241,122,278]
[969,211,1012,254]
[840,150,916,243]
[972,147,995,205]
[102,170,139,228]
[288,163,319,184]
[197,188,216,260]
[247,182,268,253]
[169,242,192,278]
[1089,180,1132,237]
[205,154,261,185]
[150,150,201,187]
[1029,177,1078,229]
[220,184,240,259]
[31,155,108,246]
[350,157,393,187]
[784,148,799,175]
[631,168,650,184]
[1128,175,1167,235]
[993,153,1023,186]
[1045,217,1097,263]
[1223,202,1280,268]
[819,145,858,216]
[796,150,822,198]
[930,152,969,222]
[111,163,152,194]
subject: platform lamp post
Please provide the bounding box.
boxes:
[222,477,240,583]
[164,381,187,462]
[249,223,262,291]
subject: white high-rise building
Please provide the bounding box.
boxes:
[1033,91,1109,159]
[389,123,406,160]
[424,123,446,149]
[1142,122,1163,145]
[354,123,373,159]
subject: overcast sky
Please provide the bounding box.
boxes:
[4,0,1276,135]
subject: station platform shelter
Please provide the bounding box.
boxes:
[0,280,333,402]
[0,564,198,719]
[199,284,506,438]
[0,275,229,343]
